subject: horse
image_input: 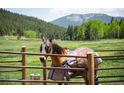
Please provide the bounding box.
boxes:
[39,37,102,85]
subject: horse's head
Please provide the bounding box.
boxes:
[40,37,53,62]
[40,37,69,66]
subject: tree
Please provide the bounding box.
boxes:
[16,28,23,40]
[120,20,124,38]
[103,23,110,39]
[77,25,85,40]
[80,20,104,40]
[108,20,120,38]
[111,17,114,24]
[0,8,66,40]
[73,26,79,40]
[66,25,74,40]
[24,30,36,38]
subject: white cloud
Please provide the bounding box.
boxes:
[5,8,124,21]
[48,8,73,21]
[47,8,124,21]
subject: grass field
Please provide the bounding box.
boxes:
[0,36,124,85]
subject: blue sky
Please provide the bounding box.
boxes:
[5,8,124,22]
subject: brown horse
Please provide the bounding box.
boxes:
[40,37,102,85]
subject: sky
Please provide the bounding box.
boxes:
[5,8,124,22]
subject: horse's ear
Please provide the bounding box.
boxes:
[48,37,53,43]
[42,37,47,42]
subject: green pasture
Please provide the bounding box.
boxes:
[0,36,124,85]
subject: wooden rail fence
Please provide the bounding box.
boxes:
[0,47,124,85]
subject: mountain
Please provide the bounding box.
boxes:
[0,8,66,39]
[50,13,124,27]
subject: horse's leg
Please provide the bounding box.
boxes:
[58,80,69,85]
[95,62,98,85]
[94,69,98,85]
[84,69,89,85]
[84,74,89,85]
[63,69,70,85]
[84,77,88,85]
[95,78,98,85]
[58,83,62,85]
[64,77,70,85]
[64,81,68,85]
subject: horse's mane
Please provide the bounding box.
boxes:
[40,44,42,52]
[52,43,63,54]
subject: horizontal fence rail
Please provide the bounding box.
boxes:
[1,51,124,58]
[95,50,124,52]
[0,51,87,58]
[0,65,86,71]
[0,69,22,72]
[96,67,124,70]
[102,58,124,60]
[0,79,85,84]
[97,80,124,83]
[96,75,124,78]
[95,55,124,58]
[0,60,22,63]
[0,48,124,85]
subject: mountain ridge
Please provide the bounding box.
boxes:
[50,13,124,27]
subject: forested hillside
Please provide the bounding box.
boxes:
[65,18,124,40]
[0,8,66,39]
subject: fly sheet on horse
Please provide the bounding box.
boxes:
[40,37,102,84]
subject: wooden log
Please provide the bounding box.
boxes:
[87,52,95,85]
[43,58,48,85]
[22,46,26,85]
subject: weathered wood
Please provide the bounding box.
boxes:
[22,46,26,85]
[0,69,22,72]
[0,60,22,63]
[87,52,95,85]
[43,58,48,85]
[0,51,87,58]
[96,75,124,78]
[0,79,85,84]
[96,67,124,70]
[0,49,124,85]
[0,65,85,70]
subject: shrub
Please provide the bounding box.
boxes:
[24,30,36,38]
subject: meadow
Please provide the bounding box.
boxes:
[0,36,124,85]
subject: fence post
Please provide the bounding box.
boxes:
[43,57,48,85]
[87,52,95,85]
[22,46,26,85]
